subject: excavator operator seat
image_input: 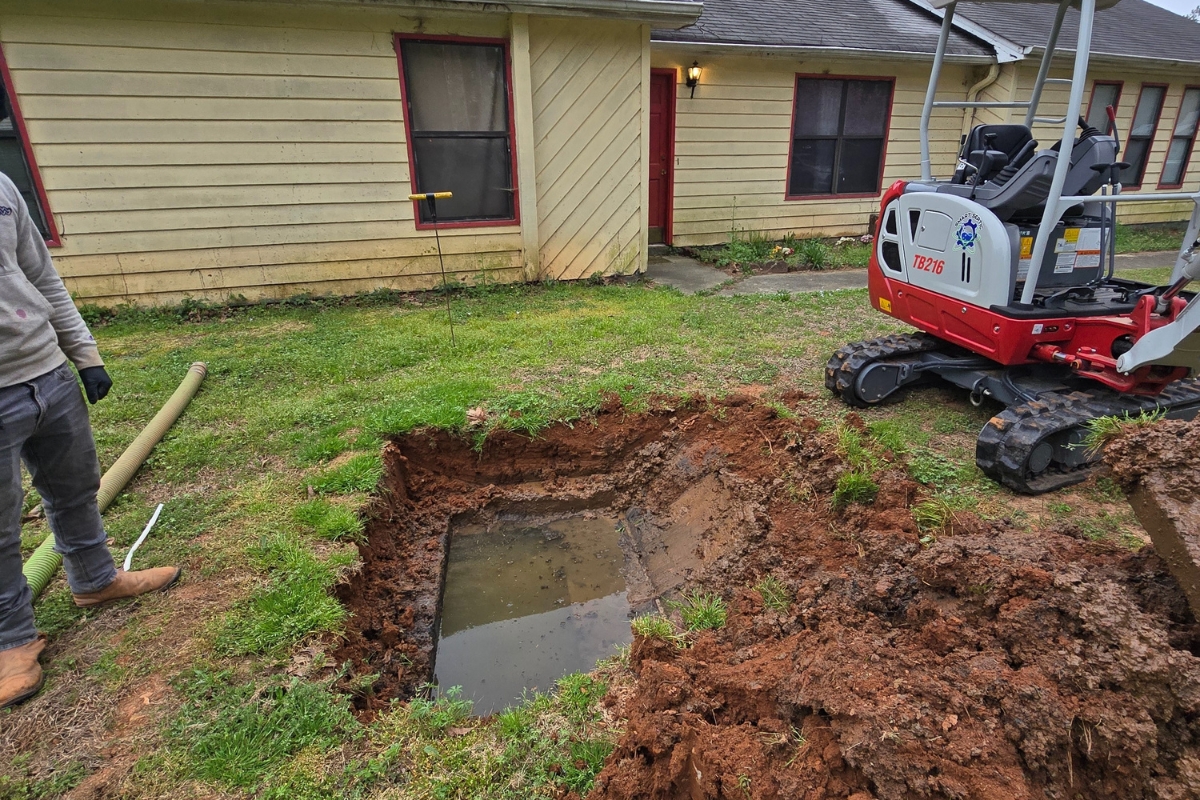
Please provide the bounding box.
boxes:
[935,123,1118,222]
[950,124,1036,186]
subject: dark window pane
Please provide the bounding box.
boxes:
[412,136,513,222]
[844,81,891,136]
[0,99,48,237]
[1161,137,1190,186]
[793,79,843,137]
[403,42,507,132]
[1087,83,1120,133]
[1121,138,1150,186]
[838,138,884,193]
[1130,86,1164,137]
[1174,88,1200,137]
[789,139,836,195]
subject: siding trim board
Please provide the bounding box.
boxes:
[783,72,896,203]
[393,32,523,231]
[0,42,59,246]
[1157,84,1200,191]
[1122,81,1169,191]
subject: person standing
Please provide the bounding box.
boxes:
[0,171,180,710]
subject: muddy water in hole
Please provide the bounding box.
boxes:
[435,515,631,714]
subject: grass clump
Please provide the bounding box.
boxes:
[408,686,473,736]
[371,672,615,798]
[217,535,354,655]
[669,589,728,631]
[166,669,360,792]
[292,498,364,542]
[0,761,88,800]
[797,239,832,270]
[1082,409,1165,454]
[912,497,955,534]
[754,574,791,613]
[309,453,383,494]
[866,419,912,456]
[631,613,680,643]
[835,422,876,472]
[833,471,879,508]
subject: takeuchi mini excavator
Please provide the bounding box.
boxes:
[828,0,1200,493]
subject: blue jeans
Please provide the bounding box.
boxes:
[1,362,115,651]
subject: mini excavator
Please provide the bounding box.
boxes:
[828,0,1200,493]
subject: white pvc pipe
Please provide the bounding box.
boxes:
[123,503,164,572]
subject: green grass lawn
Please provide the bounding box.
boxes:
[0,280,1146,799]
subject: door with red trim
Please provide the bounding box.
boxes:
[648,71,675,245]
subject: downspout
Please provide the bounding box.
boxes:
[962,61,1001,137]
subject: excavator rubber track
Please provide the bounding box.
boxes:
[976,377,1200,494]
[825,332,943,408]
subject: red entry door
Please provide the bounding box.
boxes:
[648,71,675,245]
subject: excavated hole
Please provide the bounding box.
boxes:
[434,506,644,714]
[332,399,786,714]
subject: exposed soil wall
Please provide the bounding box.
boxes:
[1108,419,1200,623]
[337,398,1200,799]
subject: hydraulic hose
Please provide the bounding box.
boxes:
[22,362,208,599]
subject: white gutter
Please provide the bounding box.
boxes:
[227,0,703,27]
[904,0,1028,63]
[649,39,996,65]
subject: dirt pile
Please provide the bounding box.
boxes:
[1108,418,1200,621]
[336,397,1200,799]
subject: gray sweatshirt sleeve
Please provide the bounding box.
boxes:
[13,185,104,371]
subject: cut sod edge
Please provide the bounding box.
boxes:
[21,362,208,599]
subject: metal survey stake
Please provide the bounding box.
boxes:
[410,191,456,347]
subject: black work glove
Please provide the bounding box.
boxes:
[79,366,113,404]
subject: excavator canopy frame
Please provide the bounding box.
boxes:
[917,0,1200,305]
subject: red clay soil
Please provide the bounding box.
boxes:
[1107,419,1200,624]
[336,397,1200,799]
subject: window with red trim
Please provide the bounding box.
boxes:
[396,37,517,225]
[1085,82,1121,136]
[0,53,53,240]
[1160,87,1200,188]
[1121,84,1166,188]
[788,76,893,198]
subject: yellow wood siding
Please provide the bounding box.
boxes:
[1008,63,1200,226]
[3,0,653,305]
[528,18,645,279]
[650,50,976,245]
[1,0,564,305]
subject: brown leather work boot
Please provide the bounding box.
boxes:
[0,637,46,710]
[72,566,182,608]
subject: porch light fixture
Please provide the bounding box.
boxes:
[685,61,701,98]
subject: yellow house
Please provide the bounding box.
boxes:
[650,0,1200,246]
[0,0,700,305]
[2,0,1199,305]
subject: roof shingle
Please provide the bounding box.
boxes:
[652,0,1200,65]
[955,1,1200,65]
[651,0,993,58]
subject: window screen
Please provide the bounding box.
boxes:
[789,77,892,197]
[399,40,515,224]
[0,71,51,238]
[1161,87,1200,187]
[1120,85,1166,188]
[1086,82,1121,135]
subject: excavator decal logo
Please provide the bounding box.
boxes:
[954,215,981,252]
